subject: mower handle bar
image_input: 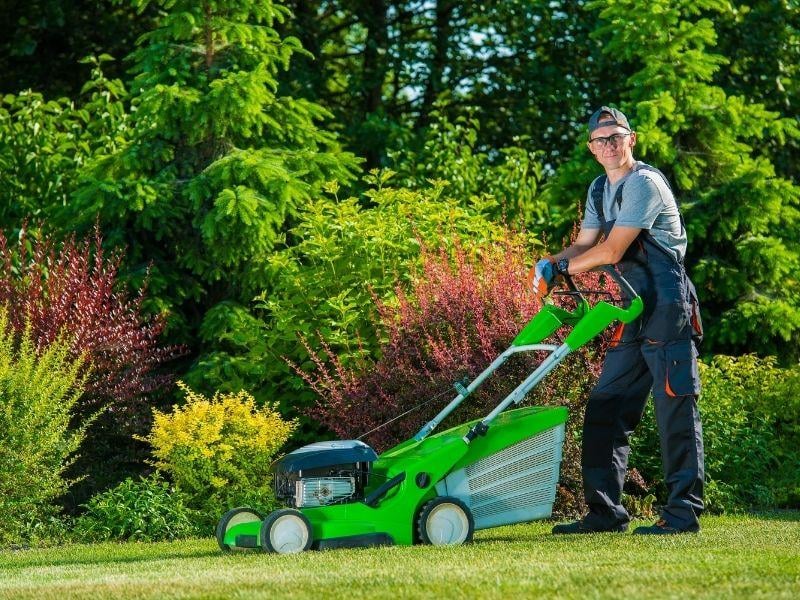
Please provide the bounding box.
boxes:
[558,265,637,306]
[414,265,639,444]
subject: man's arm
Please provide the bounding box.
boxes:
[551,227,602,262]
[562,225,642,274]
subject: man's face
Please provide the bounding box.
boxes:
[587,122,636,170]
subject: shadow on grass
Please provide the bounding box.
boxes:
[0,544,227,571]
[739,509,800,522]
[473,527,596,545]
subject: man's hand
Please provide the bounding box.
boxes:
[528,257,555,298]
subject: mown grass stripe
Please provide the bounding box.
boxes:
[0,513,798,599]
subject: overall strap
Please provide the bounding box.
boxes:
[591,175,606,226]
[636,163,671,196]
[591,174,626,227]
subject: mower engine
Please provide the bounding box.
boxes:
[272,440,379,508]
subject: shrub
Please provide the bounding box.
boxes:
[630,354,800,511]
[143,382,297,532]
[73,474,197,542]
[0,310,88,546]
[299,231,620,518]
[390,105,547,225]
[186,171,519,442]
[0,227,184,509]
[14,516,74,548]
[0,227,182,425]
[0,55,128,229]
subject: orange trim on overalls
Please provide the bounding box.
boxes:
[690,311,702,337]
[665,369,677,397]
[609,323,625,348]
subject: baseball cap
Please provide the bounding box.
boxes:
[588,106,631,135]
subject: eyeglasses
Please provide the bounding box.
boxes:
[588,132,632,148]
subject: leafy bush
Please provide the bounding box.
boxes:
[142,382,297,531]
[631,354,800,511]
[14,516,74,549]
[0,227,184,509]
[187,171,518,440]
[73,474,197,542]
[0,55,128,229]
[299,230,620,518]
[390,105,547,226]
[0,310,88,546]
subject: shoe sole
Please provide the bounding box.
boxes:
[632,528,700,535]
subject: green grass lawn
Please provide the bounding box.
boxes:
[1,513,798,599]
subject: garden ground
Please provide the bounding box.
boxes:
[0,512,798,599]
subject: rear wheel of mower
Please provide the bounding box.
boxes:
[260,509,314,554]
[417,496,474,546]
[216,507,264,552]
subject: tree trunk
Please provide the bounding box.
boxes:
[418,1,454,128]
[361,0,388,168]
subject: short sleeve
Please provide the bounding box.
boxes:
[615,173,665,229]
[581,177,603,229]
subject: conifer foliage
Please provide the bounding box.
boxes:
[70,0,360,339]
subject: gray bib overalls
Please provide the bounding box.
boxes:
[581,163,705,531]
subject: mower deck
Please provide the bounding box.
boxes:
[220,405,567,550]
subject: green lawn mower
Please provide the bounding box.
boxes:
[216,266,642,554]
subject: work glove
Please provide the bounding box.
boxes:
[528,257,555,298]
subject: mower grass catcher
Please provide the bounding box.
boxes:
[216,266,642,553]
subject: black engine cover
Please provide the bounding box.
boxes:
[272,440,378,473]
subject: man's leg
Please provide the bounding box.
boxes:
[579,341,652,530]
[640,338,704,532]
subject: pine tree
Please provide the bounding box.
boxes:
[713,1,800,181]
[544,0,800,360]
[69,0,360,339]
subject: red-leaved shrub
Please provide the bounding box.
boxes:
[0,228,183,426]
[0,226,185,509]
[298,230,623,517]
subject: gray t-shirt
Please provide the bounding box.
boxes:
[582,161,686,262]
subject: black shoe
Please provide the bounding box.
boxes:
[632,519,699,535]
[551,520,628,534]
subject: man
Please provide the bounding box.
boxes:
[535,106,705,535]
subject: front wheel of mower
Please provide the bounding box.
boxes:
[216,507,264,552]
[417,496,474,546]
[260,509,313,554]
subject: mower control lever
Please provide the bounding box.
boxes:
[557,265,636,304]
[363,472,406,507]
[558,272,586,309]
[597,265,637,300]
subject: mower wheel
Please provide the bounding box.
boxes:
[417,496,474,546]
[216,507,264,552]
[260,509,314,554]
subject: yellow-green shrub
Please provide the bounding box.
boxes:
[631,355,800,511]
[142,382,296,531]
[0,310,89,545]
